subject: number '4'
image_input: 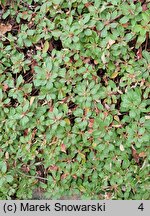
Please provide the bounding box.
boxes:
[138,203,144,211]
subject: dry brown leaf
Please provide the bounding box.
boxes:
[139,152,146,158]
[104,103,110,110]
[0,23,12,35]
[114,115,120,122]
[5,152,9,160]
[30,96,35,106]
[137,47,142,60]
[112,124,122,128]
[111,71,119,79]
[145,115,150,120]
[107,39,115,49]
[84,107,90,116]
[64,118,70,125]
[120,144,125,151]
[101,52,106,64]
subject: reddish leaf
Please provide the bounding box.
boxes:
[92,75,97,82]
[61,173,68,180]
[72,174,77,179]
[3,83,8,91]
[85,2,92,8]
[94,60,98,65]
[59,96,69,103]
[104,103,110,110]
[88,118,94,128]
[142,4,148,11]
[31,60,38,73]
[23,129,28,136]
[122,23,129,28]
[61,143,66,153]
[83,57,91,64]
[104,111,109,117]
[21,164,30,173]
[131,146,139,164]
[49,106,53,112]
[88,129,93,134]
[137,47,142,59]
[48,165,58,171]
[32,128,37,139]
[105,192,112,199]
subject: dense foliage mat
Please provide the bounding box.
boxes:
[0,0,150,199]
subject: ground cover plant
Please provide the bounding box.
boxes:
[0,0,150,199]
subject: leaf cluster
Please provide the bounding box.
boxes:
[0,0,150,199]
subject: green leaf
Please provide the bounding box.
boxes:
[0,162,7,173]
[52,0,62,4]
[16,75,24,87]
[83,13,91,24]
[42,41,49,53]
[0,89,3,100]
[120,16,129,24]
[136,35,146,48]
[84,29,92,36]
[20,116,29,127]
[6,175,14,183]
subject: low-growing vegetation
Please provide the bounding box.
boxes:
[0,0,150,199]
